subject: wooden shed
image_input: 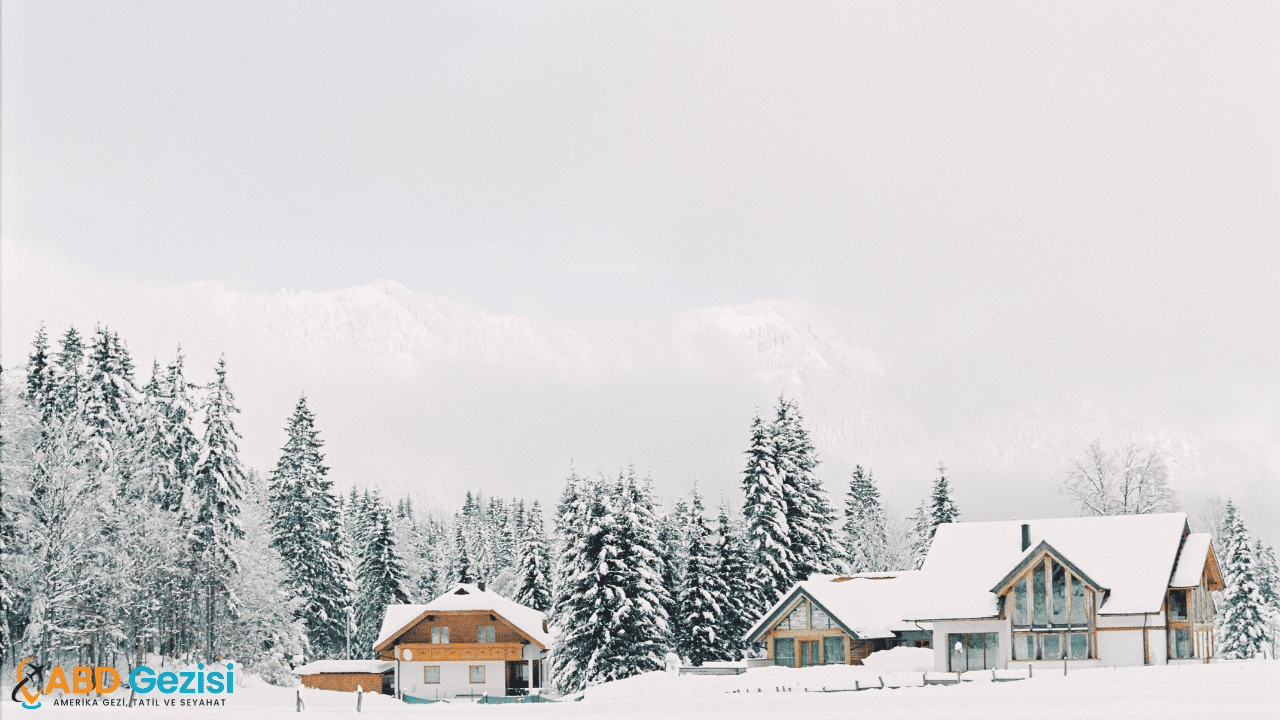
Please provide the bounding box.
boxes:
[292,660,395,694]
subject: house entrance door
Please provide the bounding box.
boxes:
[800,641,819,667]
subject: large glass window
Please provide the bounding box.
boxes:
[822,636,845,665]
[1051,562,1068,626]
[1169,590,1188,621]
[948,633,1000,671]
[1071,577,1088,625]
[1032,565,1047,627]
[1171,629,1191,658]
[1013,580,1028,625]
[774,638,795,667]
[1042,634,1061,660]
[1068,634,1089,659]
[1013,634,1036,661]
[800,640,819,667]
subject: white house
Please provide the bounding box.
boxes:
[903,512,1222,672]
[373,583,553,701]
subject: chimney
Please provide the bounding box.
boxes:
[1021,524,1031,552]
[477,580,486,591]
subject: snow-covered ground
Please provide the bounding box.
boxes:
[7,658,1278,719]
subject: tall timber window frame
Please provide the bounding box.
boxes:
[1167,581,1215,660]
[1005,552,1099,661]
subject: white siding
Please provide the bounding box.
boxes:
[1096,629,1145,667]
[398,660,506,700]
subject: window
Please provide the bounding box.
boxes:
[432,627,449,644]
[1013,632,1091,660]
[776,601,808,631]
[810,605,834,630]
[822,636,845,665]
[1070,575,1088,625]
[424,667,440,684]
[774,638,795,667]
[800,640,819,667]
[1051,561,1068,625]
[469,665,485,683]
[1013,580,1028,625]
[1011,557,1092,632]
[1032,565,1047,627]
[478,626,495,643]
[948,633,999,671]
[1042,634,1061,660]
[1169,590,1188,621]
[515,663,528,680]
[1068,633,1089,659]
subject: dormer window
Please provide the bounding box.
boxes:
[1004,553,1098,661]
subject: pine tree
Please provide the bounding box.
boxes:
[930,463,960,527]
[267,395,351,657]
[53,327,86,420]
[83,327,136,441]
[26,324,58,423]
[157,349,202,512]
[908,500,932,570]
[355,502,411,658]
[594,470,671,681]
[656,497,689,646]
[514,501,551,612]
[551,472,612,692]
[842,465,888,573]
[774,398,839,581]
[1217,501,1269,659]
[185,357,246,567]
[452,524,475,584]
[741,411,790,610]
[714,506,756,661]
[675,488,729,665]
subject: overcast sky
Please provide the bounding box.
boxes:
[3,2,1278,539]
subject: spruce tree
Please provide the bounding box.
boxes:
[83,327,136,441]
[741,411,790,610]
[355,502,411,658]
[268,395,351,657]
[26,324,57,423]
[595,470,671,681]
[185,357,247,567]
[514,501,551,612]
[53,327,86,419]
[657,497,690,646]
[714,506,756,660]
[675,488,729,665]
[930,463,960,527]
[158,349,202,512]
[774,397,839,581]
[1218,501,1269,659]
[551,472,612,692]
[452,524,475,584]
[908,500,932,570]
[842,465,888,573]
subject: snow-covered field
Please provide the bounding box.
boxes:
[7,658,1278,719]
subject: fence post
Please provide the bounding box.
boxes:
[295,689,304,712]
[356,686,362,713]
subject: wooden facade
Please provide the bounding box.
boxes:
[377,610,543,661]
[759,594,886,667]
[299,672,388,694]
[992,543,1102,663]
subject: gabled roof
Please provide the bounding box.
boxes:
[989,540,1107,595]
[905,513,1192,621]
[1169,533,1221,589]
[373,583,554,652]
[746,573,920,643]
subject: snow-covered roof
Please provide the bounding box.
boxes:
[905,513,1192,621]
[292,660,395,675]
[747,572,921,642]
[1169,533,1212,588]
[373,583,553,652]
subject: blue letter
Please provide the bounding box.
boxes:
[226,664,234,693]
[129,667,155,694]
[157,672,178,694]
[207,672,224,694]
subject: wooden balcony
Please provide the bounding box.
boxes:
[397,643,525,662]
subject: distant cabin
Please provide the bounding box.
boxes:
[292,660,394,694]
[905,512,1223,671]
[373,583,553,700]
[747,572,927,666]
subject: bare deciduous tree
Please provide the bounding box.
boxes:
[1061,440,1179,516]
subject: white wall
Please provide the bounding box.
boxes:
[1095,613,1165,667]
[397,660,506,700]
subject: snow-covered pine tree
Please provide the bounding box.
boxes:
[26,324,58,424]
[741,410,791,610]
[714,505,756,660]
[157,349,202,512]
[267,395,352,657]
[842,465,889,573]
[1253,539,1280,657]
[908,500,932,570]
[675,488,729,665]
[1217,501,1269,659]
[513,500,551,612]
[774,397,840,581]
[185,356,247,567]
[52,326,86,420]
[452,523,475,584]
[551,471,612,692]
[354,501,411,658]
[83,327,136,445]
[930,463,960,527]
[656,496,690,646]
[592,470,671,682]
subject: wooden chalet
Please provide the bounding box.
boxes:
[746,573,929,667]
[905,512,1223,672]
[372,582,552,701]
